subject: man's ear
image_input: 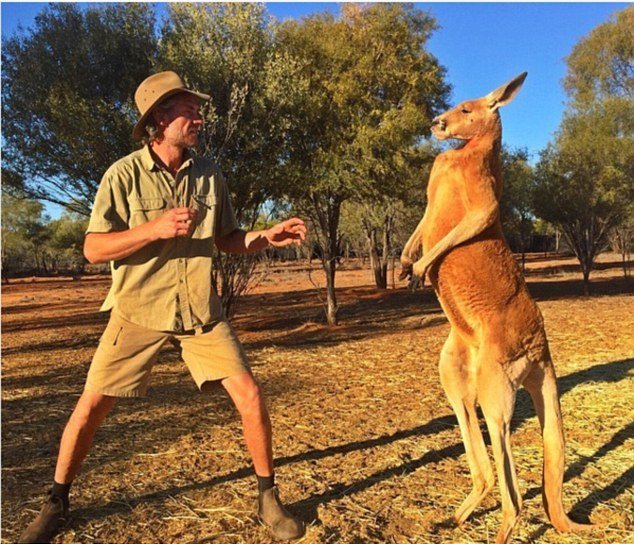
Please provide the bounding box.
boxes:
[485,72,527,111]
[151,109,168,127]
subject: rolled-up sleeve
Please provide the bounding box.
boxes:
[86,172,130,233]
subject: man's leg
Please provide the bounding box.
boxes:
[20,311,167,543]
[55,390,118,483]
[222,372,304,540]
[222,372,273,477]
[19,391,117,544]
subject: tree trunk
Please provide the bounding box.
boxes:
[368,242,387,289]
[33,248,42,275]
[363,210,393,290]
[380,214,391,289]
[615,228,630,280]
[582,266,591,296]
[321,198,341,326]
[563,223,596,297]
[579,237,593,297]
[309,193,342,325]
[324,257,338,325]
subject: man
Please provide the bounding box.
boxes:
[20,71,307,543]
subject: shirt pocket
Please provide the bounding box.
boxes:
[128,197,166,228]
[191,193,217,238]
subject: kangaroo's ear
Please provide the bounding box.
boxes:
[485,72,527,111]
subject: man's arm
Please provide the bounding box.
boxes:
[215,218,307,255]
[84,207,197,264]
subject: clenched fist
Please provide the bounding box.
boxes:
[148,207,197,240]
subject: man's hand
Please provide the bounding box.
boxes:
[148,207,197,240]
[265,218,307,247]
[84,207,198,264]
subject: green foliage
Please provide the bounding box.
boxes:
[1,191,89,278]
[533,102,633,288]
[278,3,448,204]
[500,147,536,255]
[48,214,88,253]
[564,6,633,109]
[276,3,449,318]
[159,3,304,227]
[534,7,633,292]
[2,191,48,242]
[2,3,158,215]
[2,191,49,276]
[535,103,632,227]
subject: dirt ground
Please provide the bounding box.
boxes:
[2,254,633,544]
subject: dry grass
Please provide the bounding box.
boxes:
[2,254,633,543]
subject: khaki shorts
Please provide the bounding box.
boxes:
[85,311,251,398]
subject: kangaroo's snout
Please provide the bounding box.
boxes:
[431,117,445,131]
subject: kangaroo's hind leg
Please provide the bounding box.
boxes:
[439,330,495,525]
[477,355,524,544]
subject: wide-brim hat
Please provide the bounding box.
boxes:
[132,71,210,141]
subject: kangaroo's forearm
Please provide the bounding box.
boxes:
[419,204,499,269]
[401,213,427,262]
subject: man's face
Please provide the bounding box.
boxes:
[157,93,203,148]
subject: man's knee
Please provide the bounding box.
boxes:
[70,391,116,429]
[237,381,265,416]
[224,373,265,416]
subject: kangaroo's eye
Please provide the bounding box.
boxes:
[461,107,471,114]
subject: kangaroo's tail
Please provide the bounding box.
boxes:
[524,362,593,532]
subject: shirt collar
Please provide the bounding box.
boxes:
[141,145,195,173]
[141,145,160,172]
[180,148,195,171]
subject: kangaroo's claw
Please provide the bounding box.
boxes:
[399,266,413,281]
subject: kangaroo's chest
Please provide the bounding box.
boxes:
[423,157,467,251]
[423,151,501,252]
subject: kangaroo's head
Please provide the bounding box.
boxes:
[431,72,527,142]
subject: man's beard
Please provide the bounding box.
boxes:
[169,131,198,149]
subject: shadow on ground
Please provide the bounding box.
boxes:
[63,358,633,529]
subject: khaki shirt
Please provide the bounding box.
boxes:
[87,145,239,331]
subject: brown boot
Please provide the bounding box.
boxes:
[18,494,68,544]
[258,487,305,540]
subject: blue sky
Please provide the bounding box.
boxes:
[1,2,627,216]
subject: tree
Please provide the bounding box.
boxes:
[2,3,158,215]
[357,143,436,289]
[564,6,633,109]
[158,3,304,316]
[534,6,633,294]
[1,191,50,279]
[533,103,633,294]
[277,4,449,322]
[500,147,535,270]
[339,146,435,289]
[607,208,633,280]
[47,214,89,277]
